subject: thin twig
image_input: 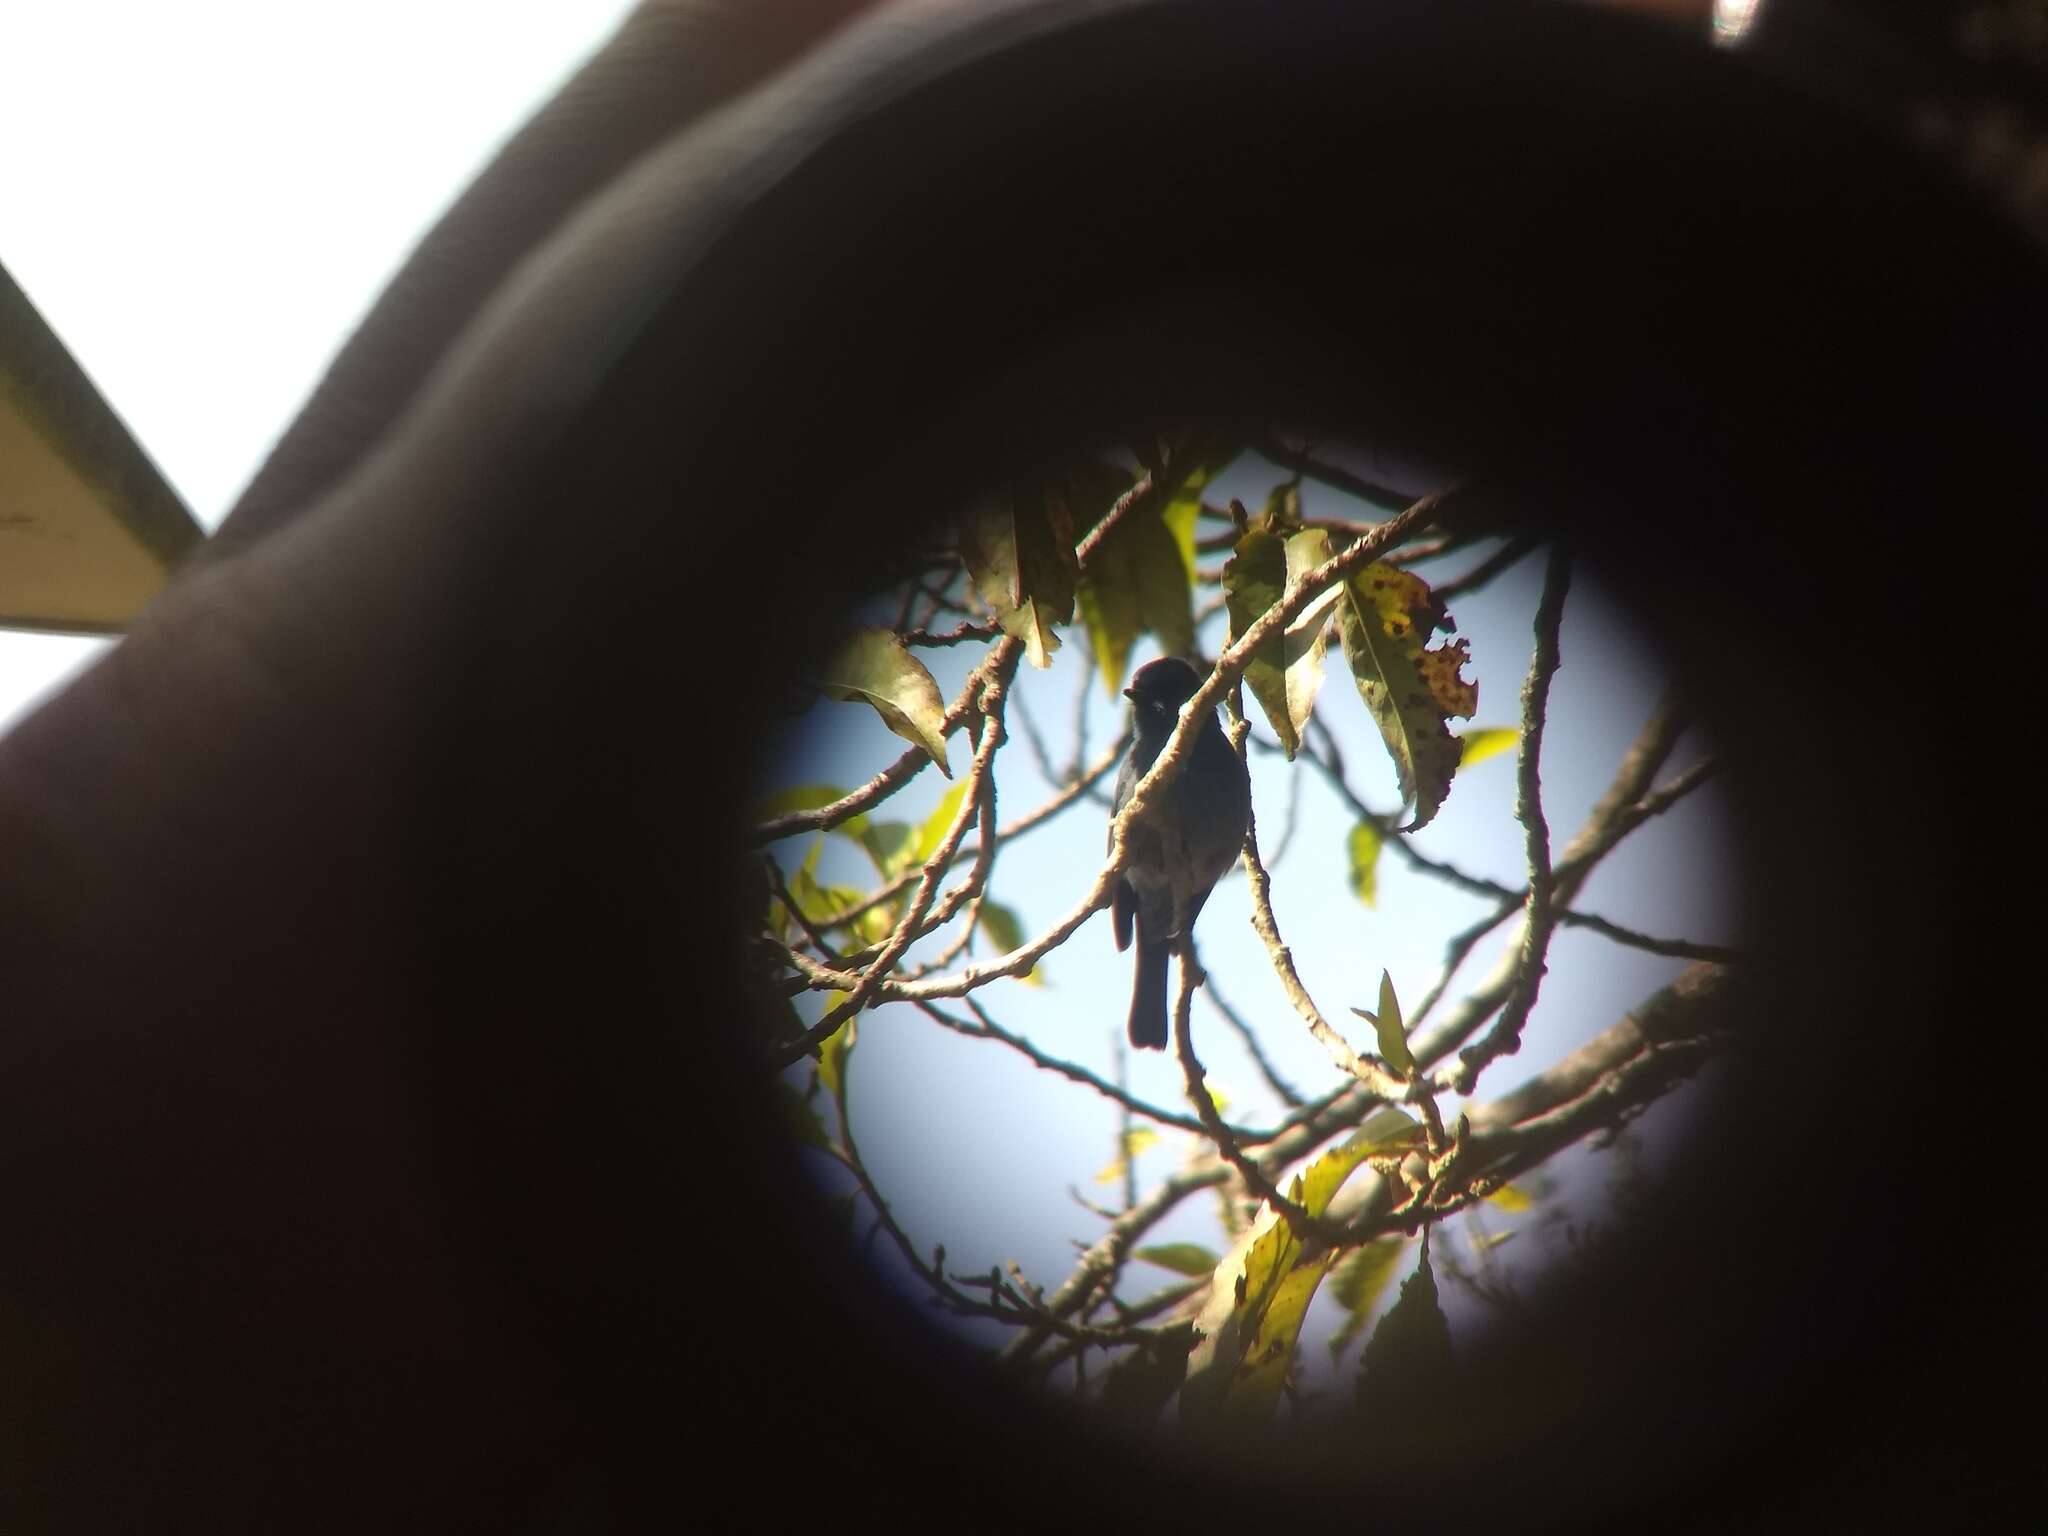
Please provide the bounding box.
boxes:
[752,641,1010,845]
[774,645,1020,1067]
[1230,709,1407,1099]
[1432,534,1542,604]
[1170,941,1318,1234]
[902,618,1005,648]
[816,736,1124,935]
[781,489,1455,1016]
[1442,547,1571,1095]
[1251,435,1411,513]
[911,997,1280,1143]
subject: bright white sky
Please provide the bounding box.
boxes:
[0,1,641,731]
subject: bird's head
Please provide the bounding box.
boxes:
[1123,656,1208,735]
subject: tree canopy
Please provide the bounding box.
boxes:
[748,432,1737,1442]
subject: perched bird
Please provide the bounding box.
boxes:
[1108,655,1252,1049]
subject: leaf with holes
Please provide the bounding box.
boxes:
[1336,561,1477,831]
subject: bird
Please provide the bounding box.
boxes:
[1108,655,1252,1049]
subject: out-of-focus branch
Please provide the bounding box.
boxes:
[1251,435,1411,514]
[1202,977,1305,1109]
[913,996,1277,1142]
[926,753,1004,968]
[1432,533,1542,604]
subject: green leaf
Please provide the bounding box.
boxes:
[1134,1243,1221,1277]
[776,1079,833,1151]
[1347,820,1383,907]
[1222,520,1333,757]
[1335,561,1477,831]
[1071,461,1201,698]
[1327,1238,1409,1360]
[754,782,868,839]
[961,484,1080,668]
[1156,437,1241,584]
[1350,969,1414,1079]
[816,1009,855,1104]
[848,902,896,949]
[1181,1197,1303,1427]
[1299,1111,1414,1218]
[1182,1119,1408,1427]
[1160,496,1201,589]
[975,899,1042,985]
[911,780,972,865]
[1355,1237,1453,1423]
[856,819,916,877]
[1229,1249,1338,1417]
[1456,726,1520,768]
[786,857,894,947]
[819,627,953,777]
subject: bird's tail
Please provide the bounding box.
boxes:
[1127,934,1171,1050]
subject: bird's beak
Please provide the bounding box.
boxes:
[1121,687,1136,701]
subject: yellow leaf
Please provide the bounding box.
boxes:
[1457,726,1520,768]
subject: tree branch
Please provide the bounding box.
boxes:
[751,636,1018,844]
[1442,547,1570,1094]
[773,643,1020,1067]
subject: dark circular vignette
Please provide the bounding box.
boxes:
[398,0,2041,1527]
